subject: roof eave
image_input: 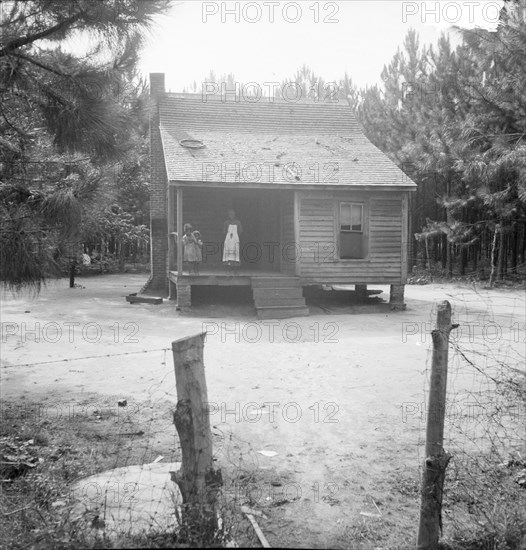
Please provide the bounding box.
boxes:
[167,180,417,191]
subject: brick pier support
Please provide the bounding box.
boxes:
[389,284,406,310]
[176,283,191,310]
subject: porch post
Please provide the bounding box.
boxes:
[293,191,301,277]
[167,185,175,271]
[177,186,183,276]
[401,192,409,282]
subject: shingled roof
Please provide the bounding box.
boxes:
[157,94,416,189]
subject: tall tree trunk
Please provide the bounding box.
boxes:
[496,222,505,281]
[489,225,499,287]
[425,237,431,270]
[118,240,126,272]
[441,234,447,268]
[446,242,453,278]
[521,223,526,266]
[100,239,104,273]
[460,246,467,276]
[510,222,518,273]
[503,231,508,277]
[69,258,76,288]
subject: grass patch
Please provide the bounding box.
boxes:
[0,396,194,548]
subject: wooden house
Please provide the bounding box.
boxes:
[149,73,416,318]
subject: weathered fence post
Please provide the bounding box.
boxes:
[171,333,222,540]
[417,300,458,549]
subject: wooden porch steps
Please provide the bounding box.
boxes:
[251,277,309,319]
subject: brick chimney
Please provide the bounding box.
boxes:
[149,72,168,291]
[149,72,165,98]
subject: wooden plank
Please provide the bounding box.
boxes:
[171,333,222,537]
[370,247,402,252]
[169,181,417,192]
[126,295,163,305]
[401,192,409,282]
[299,263,401,270]
[176,186,183,276]
[294,191,301,277]
[417,302,456,548]
[244,512,271,548]
[370,221,402,226]
[300,268,401,276]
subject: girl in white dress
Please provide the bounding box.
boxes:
[222,209,242,274]
[182,224,202,275]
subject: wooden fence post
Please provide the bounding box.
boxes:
[417,301,458,549]
[171,332,222,540]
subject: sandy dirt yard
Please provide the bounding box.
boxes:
[1,274,525,548]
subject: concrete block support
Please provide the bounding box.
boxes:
[176,283,191,309]
[389,284,406,311]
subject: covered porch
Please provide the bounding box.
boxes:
[167,185,308,317]
[167,185,296,277]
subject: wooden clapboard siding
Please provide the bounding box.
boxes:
[297,191,405,284]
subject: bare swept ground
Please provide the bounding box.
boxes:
[1,275,524,548]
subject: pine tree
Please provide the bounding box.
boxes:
[0,0,170,289]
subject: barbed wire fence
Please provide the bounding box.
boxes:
[2,287,525,548]
[0,339,271,548]
[418,289,526,548]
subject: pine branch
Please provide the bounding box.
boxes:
[0,13,82,57]
[11,52,74,79]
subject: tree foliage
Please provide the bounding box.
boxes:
[0,0,170,289]
[196,11,526,281]
[358,1,526,280]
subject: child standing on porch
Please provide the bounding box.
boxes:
[182,224,202,275]
[222,209,242,275]
[192,230,203,275]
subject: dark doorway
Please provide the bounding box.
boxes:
[233,193,280,271]
[180,187,283,272]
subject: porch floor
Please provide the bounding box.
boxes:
[168,268,309,318]
[168,268,286,286]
